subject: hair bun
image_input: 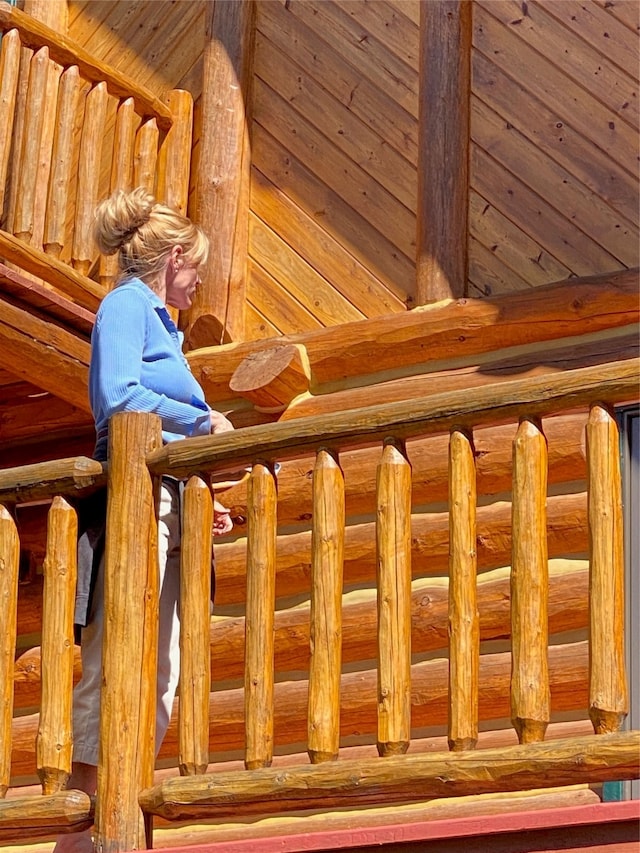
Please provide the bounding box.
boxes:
[94,187,156,255]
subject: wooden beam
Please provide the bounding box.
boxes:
[188,268,640,400]
[0,293,91,412]
[185,0,255,348]
[0,230,104,312]
[416,0,472,302]
[139,732,640,820]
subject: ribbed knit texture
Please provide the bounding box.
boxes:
[90,277,211,461]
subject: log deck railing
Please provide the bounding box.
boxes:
[0,1,192,309]
[0,359,639,850]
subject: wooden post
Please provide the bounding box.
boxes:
[0,504,19,798]
[185,0,255,348]
[416,0,472,302]
[244,461,277,770]
[586,404,628,734]
[94,411,162,853]
[448,428,478,751]
[72,80,108,276]
[36,496,77,794]
[179,475,213,776]
[376,439,412,756]
[511,417,550,744]
[308,449,344,764]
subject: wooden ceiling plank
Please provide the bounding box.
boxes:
[474,3,638,177]
[249,213,365,327]
[244,302,281,343]
[253,78,415,263]
[287,0,418,119]
[252,125,414,302]
[470,95,638,269]
[541,0,640,77]
[392,0,420,28]
[256,1,417,167]
[491,0,637,130]
[254,32,416,212]
[247,260,322,335]
[468,190,571,288]
[472,51,639,230]
[251,167,406,317]
[69,1,203,99]
[333,0,419,70]
[468,235,534,298]
[472,145,623,277]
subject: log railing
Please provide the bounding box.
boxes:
[0,359,638,849]
[0,457,106,840]
[0,1,192,309]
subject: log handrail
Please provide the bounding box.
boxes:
[0,2,173,129]
[147,358,640,477]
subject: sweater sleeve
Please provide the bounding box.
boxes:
[90,287,211,437]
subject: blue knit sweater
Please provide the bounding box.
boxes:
[89,277,211,461]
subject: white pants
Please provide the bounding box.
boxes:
[72,482,181,765]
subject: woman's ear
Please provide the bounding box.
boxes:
[169,245,184,270]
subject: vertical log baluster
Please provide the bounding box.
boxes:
[4,40,31,234]
[448,427,478,751]
[94,412,161,853]
[13,46,49,243]
[511,417,549,744]
[586,404,628,734]
[245,461,277,770]
[308,448,345,764]
[0,505,19,798]
[36,496,77,794]
[157,89,193,214]
[376,438,412,757]
[72,80,107,276]
[44,64,82,258]
[133,116,159,195]
[157,89,193,325]
[0,29,21,216]
[31,52,62,249]
[99,96,137,289]
[179,475,213,776]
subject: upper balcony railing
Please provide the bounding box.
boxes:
[0,357,638,850]
[0,1,192,309]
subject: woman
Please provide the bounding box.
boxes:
[55,188,232,852]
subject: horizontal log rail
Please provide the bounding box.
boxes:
[140,732,640,820]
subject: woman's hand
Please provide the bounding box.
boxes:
[213,500,233,536]
[209,410,234,434]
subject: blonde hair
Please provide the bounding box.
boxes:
[94,187,209,288]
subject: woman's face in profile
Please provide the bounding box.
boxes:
[165,247,201,310]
